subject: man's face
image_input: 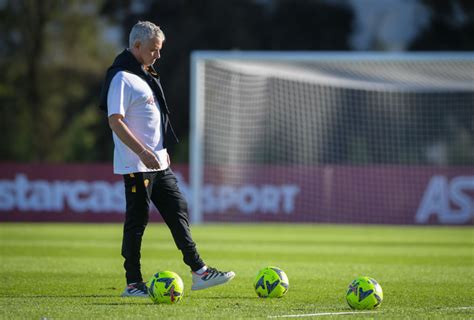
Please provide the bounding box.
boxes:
[134,37,162,66]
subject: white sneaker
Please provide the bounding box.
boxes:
[191,267,235,291]
[121,282,149,297]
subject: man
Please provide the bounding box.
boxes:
[99,21,235,297]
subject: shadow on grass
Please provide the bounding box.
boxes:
[89,302,152,306]
[1,295,257,302]
[0,294,118,299]
[188,296,256,300]
[86,295,257,305]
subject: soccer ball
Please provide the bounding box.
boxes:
[254,266,289,298]
[346,276,383,310]
[148,271,184,304]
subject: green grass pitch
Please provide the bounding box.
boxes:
[0,223,473,319]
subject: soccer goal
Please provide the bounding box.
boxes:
[189,52,474,225]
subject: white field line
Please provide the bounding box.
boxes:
[268,306,474,318]
[268,311,376,318]
[438,306,474,311]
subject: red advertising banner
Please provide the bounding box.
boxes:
[0,163,472,224]
[0,163,129,222]
[197,165,473,225]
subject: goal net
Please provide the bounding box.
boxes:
[189,52,474,225]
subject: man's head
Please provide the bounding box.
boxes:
[129,21,165,67]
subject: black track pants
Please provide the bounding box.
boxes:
[121,168,205,284]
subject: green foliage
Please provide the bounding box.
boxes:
[1,1,472,163]
[0,0,117,162]
[0,223,473,319]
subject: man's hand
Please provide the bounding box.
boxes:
[109,114,161,170]
[139,149,161,170]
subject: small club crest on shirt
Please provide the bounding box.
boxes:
[146,95,155,105]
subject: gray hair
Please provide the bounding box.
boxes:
[129,21,165,48]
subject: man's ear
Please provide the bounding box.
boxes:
[133,41,141,50]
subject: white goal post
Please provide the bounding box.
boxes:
[189,51,474,225]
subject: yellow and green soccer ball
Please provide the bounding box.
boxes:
[254,266,289,298]
[148,271,184,304]
[346,276,383,310]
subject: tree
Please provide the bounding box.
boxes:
[411,0,474,50]
[100,0,353,162]
[0,0,117,162]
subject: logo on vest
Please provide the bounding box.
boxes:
[146,95,155,105]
